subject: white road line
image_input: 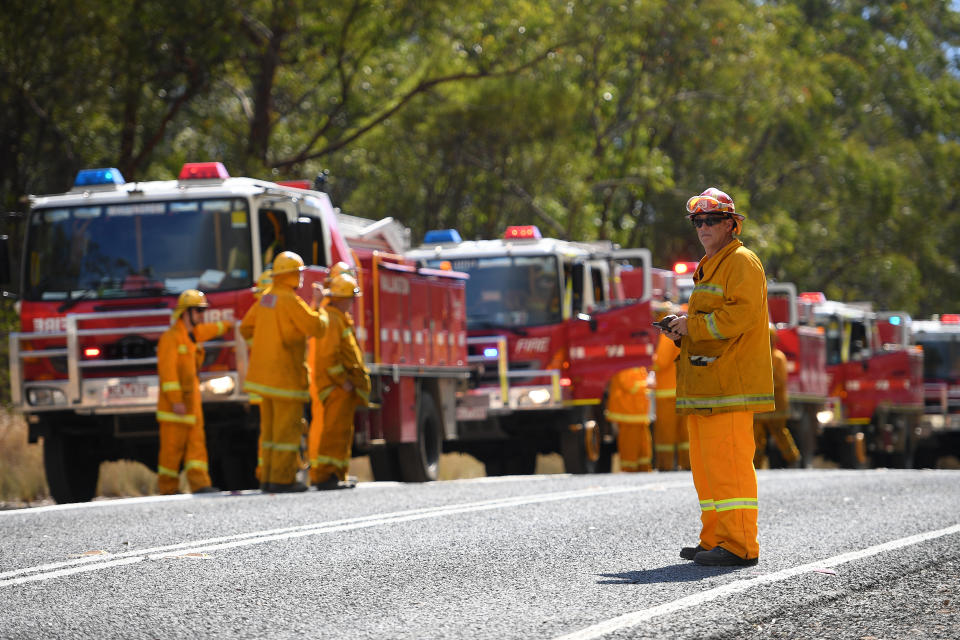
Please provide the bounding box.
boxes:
[553,522,960,640]
[0,482,690,588]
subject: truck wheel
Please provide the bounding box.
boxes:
[561,420,601,474]
[397,394,442,482]
[43,432,101,503]
[884,414,917,469]
[369,446,402,481]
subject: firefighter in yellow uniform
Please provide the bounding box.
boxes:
[156,290,232,495]
[652,330,690,471]
[661,187,773,567]
[605,367,652,472]
[240,251,327,492]
[307,262,356,486]
[753,325,800,468]
[310,273,371,489]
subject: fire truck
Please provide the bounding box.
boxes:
[766,283,834,467]
[899,314,960,466]
[406,226,656,475]
[1,162,470,502]
[798,292,924,468]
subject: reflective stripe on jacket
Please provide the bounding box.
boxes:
[241,280,328,401]
[676,240,774,415]
[156,319,231,423]
[312,306,371,405]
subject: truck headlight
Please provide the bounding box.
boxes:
[200,376,236,395]
[27,387,67,406]
[816,410,834,425]
[525,388,553,405]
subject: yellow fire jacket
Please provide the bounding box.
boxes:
[240,282,328,402]
[156,319,232,424]
[604,367,650,424]
[653,332,681,399]
[312,306,371,405]
[676,239,774,415]
[756,348,789,420]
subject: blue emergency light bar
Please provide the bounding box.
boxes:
[424,229,463,244]
[74,168,125,187]
[887,316,901,326]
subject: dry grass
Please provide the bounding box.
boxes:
[96,460,160,498]
[0,409,49,504]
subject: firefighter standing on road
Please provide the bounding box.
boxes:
[659,187,774,567]
[652,325,690,471]
[310,273,371,490]
[606,367,652,472]
[156,290,232,495]
[240,251,328,493]
[753,325,800,468]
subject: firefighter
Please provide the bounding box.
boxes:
[753,325,800,468]
[156,289,233,495]
[652,313,690,471]
[310,273,371,490]
[605,367,652,472]
[240,251,328,493]
[306,261,357,482]
[659,187,774,567]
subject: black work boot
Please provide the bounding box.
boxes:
[270,482,309,493]
[693,546,758,567]
[679,544,706,561]
[192,486,220,494]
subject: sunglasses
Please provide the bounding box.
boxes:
[690,216,727,228]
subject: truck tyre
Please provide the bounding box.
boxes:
[883,414,917,469]
[397,394,442,482]
[369,446,402,481]
[561,420,601,474]
[43,432,101,504]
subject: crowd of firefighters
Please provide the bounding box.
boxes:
[155,252,370,494]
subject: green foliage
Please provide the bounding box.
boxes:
[3,0,960,316]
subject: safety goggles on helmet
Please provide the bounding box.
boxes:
[686,195,735,216]
[690,215,728,229]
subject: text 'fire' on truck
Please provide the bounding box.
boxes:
[407,226,659,475]
[2,163,471,502]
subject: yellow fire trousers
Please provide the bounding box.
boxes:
[617,420,652,472]
[259,397,307,485]
[688,411,759,560]
[309,387,359,484]
[157,420,212,495]
[753,417,800,468]
[654,395,690,471]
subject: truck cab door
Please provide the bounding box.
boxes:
[565,248,655,404]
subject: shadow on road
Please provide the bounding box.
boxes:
[597,563,741,584]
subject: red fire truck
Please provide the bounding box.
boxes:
[898,314,960,466]
[766,283,834,467]
[2,163,469,502]
[798,292,924,467]
[407,226,657,475]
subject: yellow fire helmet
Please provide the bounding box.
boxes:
[173,289,209,322]
[326,273,361,298]
[328,261,354,281]
[271,250,306,275]
[252,269,273,299]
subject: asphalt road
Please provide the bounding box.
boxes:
[1,469,958,640]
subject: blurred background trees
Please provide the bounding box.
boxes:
[3,0,960,315]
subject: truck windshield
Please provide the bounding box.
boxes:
[24,198,252,301]
[915,334,960,381]
[432,255,562,329]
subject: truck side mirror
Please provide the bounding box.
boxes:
[577,312,598,332]
[0,235,10,286]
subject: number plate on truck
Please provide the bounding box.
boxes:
[106,382,149,400]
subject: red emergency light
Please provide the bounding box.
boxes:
[942,313,960,324]
[673,261,698,275]
[178,162,230,180]
[504,225,542,240]
[83,347,101,358]
[276,180,312,190]
[799,292,827,304]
